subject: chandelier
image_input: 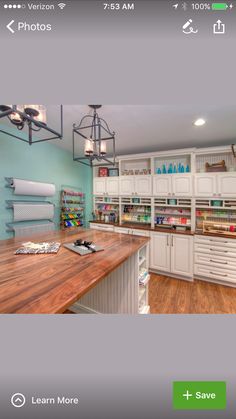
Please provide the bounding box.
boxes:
[73,105,116,167]
[0,105,63,145]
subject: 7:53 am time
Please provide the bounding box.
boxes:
[103,3,135,10]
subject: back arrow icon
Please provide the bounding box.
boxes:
[7,20,15,34]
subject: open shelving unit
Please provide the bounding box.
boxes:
[121,197,152,226]
[153,153,192,175]
[93,196,119,224]
[138,245,150,314]
[195,198,236,233]
[120,157,151,176]
[195,148,236,173]
[154,198,192,230]
[60,188,85,230]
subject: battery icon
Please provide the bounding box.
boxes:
[212,3,228,10]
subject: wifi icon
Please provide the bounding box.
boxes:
[58,2,66,9]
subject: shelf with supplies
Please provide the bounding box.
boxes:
[195,198,236,233]
[60,188,85,230]
[93,195,119,224]
[154,197,192,231]
[154,153,191,175]
[121,197,152,226]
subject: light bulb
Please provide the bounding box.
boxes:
[84,138,94,155]
[100,141,107,155]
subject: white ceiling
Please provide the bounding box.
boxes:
[2,105,236,155]
[48,105,236,156]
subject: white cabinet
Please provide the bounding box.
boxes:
[120,176,152,196]
[93,177,119,196]
[93,178,106,195]
[194,235,236,285]
[150,232,170,272]
[106,177,119,195]
[153,174,192,197]
[153,176,171,196]
[218,173,236,197]
[171,234,193,277]
[150,232,193,278]
[172,174,192,196]
[120,176,135,196]
[195,173,236,197]
[135,176,152,196]
[194,174,216,197]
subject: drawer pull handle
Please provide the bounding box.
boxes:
[210,259,228,265]
[209,239,229,244]
[210,248,228,253]
[210,271,228,277]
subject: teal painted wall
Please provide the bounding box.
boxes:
[0,132,93,240]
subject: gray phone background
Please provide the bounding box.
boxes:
[0,1,236,418]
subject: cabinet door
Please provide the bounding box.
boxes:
[120,176,135,196]
[153,175,172,196]
[93,178,107,195]
[106,177,119,196]
[150,233,171,272]
[172,174,192,196]
[218,173,236,197]
[171,235,193,278]
[194,174,216,197]
[135,176,152,196]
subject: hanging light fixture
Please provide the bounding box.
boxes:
[0,105,63,145]
[73,105,116,167]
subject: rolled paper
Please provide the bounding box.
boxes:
[12,178,55,196]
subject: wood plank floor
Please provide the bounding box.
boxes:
[149,274,236,314]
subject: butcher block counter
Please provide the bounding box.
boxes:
[0,229,149,314]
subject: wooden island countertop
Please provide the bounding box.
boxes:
[0,229,149,314]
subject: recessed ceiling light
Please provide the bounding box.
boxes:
[194,118,206,127]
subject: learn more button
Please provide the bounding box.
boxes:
[173,381,226,410]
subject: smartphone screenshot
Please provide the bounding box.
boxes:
[0,0,235,418]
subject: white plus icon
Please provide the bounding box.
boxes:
[183,390,193,401]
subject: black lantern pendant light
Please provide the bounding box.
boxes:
[73,105,116,167]
[0,105,63,145]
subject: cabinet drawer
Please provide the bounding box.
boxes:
[195,264,236,284]
[90,223,114,232]
[195,252,236,271]
[114,227,130,234]
[195,243,236,258]
[195,235,236,249]
[132,229,150,237]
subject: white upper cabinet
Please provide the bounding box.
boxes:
[153,174,192,197]
[93,177,119,196]
[195,173,236,197]
[218,173,236,197]
[120,176,135,195]
[194,174,216,197]
[120,175,152,196]
[172,174,192,196]
[153,175,171,196]
[106,177,119,195]
[135,175,152,196]
[93,178,106,195]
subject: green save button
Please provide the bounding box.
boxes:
[173,381,226,410]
